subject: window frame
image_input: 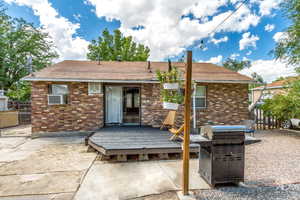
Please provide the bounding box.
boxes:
[88,82,102,95]
[193,85,207,109]
[48,84,69,105]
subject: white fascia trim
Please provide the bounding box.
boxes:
[195,80,255,84]
[251,86,284,91]
[22,77,254,84]
[21,77,158,83]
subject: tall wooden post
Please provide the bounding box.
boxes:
[183,50,192,195]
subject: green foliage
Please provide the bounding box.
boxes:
[87,29,150,61]
[222,58,251,72]
[0,6,58,101]
[156,67,184,104]
[6,82,31,101]
[261,80,300,120]
[274,0,300,72]
[161,90,184,104]
[156,67,182,83]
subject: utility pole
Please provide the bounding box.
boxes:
[182,50,192,195]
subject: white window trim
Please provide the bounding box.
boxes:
[88,82,102,95]
[48,84,69,105]
[193,85,207,109]
[51,84,69,95]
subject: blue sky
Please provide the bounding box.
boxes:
[2,0,297,82]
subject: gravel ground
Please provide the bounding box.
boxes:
[195,184,300,200]
[245,130,300,186]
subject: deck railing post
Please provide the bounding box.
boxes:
[182,50,192,195]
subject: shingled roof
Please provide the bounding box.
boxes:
[252,76,300,90]
[23,60,253,83]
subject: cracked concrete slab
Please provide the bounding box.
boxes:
[0,137,27,150]
[0,193,74,200]
[0,135,97,199]
[74,161,178,200]
[158,160,210,190]
[0,136,85,163]
[0,144,96,175]
[0,171,82,197]
[0,125,31,137]
[74,160,209,200]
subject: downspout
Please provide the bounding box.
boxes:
[193,83,197,129]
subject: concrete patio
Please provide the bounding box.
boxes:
[0,126,209,200]
[0,126,299,200]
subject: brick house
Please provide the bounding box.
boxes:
[23,60,253,135]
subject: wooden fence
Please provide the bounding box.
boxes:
[8,101,31,125]
[252,108,281,130]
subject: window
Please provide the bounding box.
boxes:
[193,85,206,108]
[88,82,102,95]
[48,84,69,105]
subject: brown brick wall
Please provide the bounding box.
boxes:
[31,82,103,134]
[141,83,249,127]
[31,82,249,134]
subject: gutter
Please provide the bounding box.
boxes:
[21,77,255,84]
[251,86,284,91]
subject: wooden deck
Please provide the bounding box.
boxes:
[88,127,199,157]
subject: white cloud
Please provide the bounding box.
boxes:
[210,36,228,45]
[251,0,283,16]
[264,24,275,32]
[273,32,287,43]
[239,32,259,50]
[240,59,297,83]
[230,53,240,59]
[246,50,252,56]
[199,55,223,64]
[4,0,89,61]
[73,13,81,21]
[202,47,208,51]
[87,0,261,60]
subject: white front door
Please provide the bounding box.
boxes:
[105,86,123,124]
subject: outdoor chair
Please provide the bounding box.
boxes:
[243,120,255,137]
[160,110,176,130]
[169,124,184,141]
[168,116,193,141]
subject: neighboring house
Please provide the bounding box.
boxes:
[251,76,300,103]
[23,60,253,135]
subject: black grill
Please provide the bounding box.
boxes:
[198,125,246,186]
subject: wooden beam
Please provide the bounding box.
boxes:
[182,50,192,195]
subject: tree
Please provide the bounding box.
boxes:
[0,6,58,100]
[274,0,300,72]
[87,29,150,61]
[261,80,300,121]
[222,58,251,72]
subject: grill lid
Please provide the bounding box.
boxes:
[201,125,246,140]
[210,125,247,132]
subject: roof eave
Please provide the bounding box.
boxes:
[22,77,254,84]
[251,85,284,91]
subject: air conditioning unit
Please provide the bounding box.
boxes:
[48,95,65,105]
